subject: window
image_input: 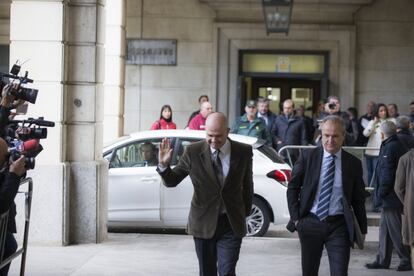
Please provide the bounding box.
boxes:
[110,139,161,168]
[172,138,202,165]
[257,145,285,164]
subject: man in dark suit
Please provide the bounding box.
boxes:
[157,112,253,276]
[286,115,367,276]
[256,97,277,134]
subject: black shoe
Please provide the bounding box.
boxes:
[365,262,389,269]
[396,264,412,271]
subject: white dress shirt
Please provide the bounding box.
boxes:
[210,139,231,180]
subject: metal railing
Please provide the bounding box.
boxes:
[0,211,9,263]
[277,145,380,168]
[0,177,33,276]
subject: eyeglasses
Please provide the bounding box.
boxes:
[247,106,256,109]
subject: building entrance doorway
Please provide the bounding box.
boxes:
[238,50,329,117]
[241,77,320,117]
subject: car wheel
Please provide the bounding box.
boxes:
[246,197,270,237]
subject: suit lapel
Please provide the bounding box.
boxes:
[341,151,352,200]
[199,142,222,189]
[310,147,323,192]
[223,139,240,188]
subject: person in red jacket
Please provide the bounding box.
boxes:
[188,101,213,130]
[150,105,177,130]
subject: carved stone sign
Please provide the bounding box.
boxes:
[126,39,177,65]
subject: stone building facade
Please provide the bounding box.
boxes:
[0,0,413,244]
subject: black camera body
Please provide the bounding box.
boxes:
[17,127,47,140]
[9,150,35,170]
[328,103,337,110]
[10,87,38,104]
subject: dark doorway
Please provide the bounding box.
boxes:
[241,77,321,117]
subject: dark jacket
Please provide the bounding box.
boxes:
[286,146,367,244]
[157,139,253,239]
[397,129,414,149]
[0,169,21,233]
[257,111,277,134]
[300,115,315,145]
[356,114,374,146]
[318,111,357,146]
[271,115,307,150]
[374,135,409,210]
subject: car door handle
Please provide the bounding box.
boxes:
[141,177,158,182]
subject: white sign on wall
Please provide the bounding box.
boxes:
[276,56,291,72]
[126,39,177,65]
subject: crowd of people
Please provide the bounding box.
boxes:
[151,95,414,164]
[151,95,414,274]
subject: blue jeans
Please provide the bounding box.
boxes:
[365,155,378,186]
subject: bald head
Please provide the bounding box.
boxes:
[205,112,229,150]
[200,102,213,118]
[206,112,228,130]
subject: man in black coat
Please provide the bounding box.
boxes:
[366,121,412,271]
[296,105,315,145]
[287,115,367,276]
[0,138,26,276]
[256,97,277,134]
[271,99,307,163]
[396,115,414,149]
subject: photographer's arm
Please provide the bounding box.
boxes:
[0,84,16,129]
[0,156,26,213]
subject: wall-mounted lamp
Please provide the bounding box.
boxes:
[262,0,293,35]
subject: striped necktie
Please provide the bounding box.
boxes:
[316,154,336,221]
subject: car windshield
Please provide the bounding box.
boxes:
[257,144,285,164]
[104,135,131,148]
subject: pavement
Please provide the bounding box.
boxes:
[7,225,413,276]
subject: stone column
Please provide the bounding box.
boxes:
[10,0,107,244]
[103,0,126,142]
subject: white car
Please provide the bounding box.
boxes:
[103,130,291,237]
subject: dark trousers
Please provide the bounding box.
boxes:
[376,208,411,267]
[0,232,17,276]
[365,155,378,186]
[194,214,242,276]
[297,214,350,276]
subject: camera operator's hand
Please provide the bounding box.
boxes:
[1,83,18,107]
[9,155,27,177]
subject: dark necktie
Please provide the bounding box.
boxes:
[316,155,336,220]
[212,150,224,185]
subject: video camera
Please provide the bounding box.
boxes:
[0,63,38,104]
[0,62,54,170]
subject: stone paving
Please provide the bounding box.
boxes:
[7,226,412,276]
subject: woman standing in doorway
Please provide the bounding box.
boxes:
[150,105,177,130]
